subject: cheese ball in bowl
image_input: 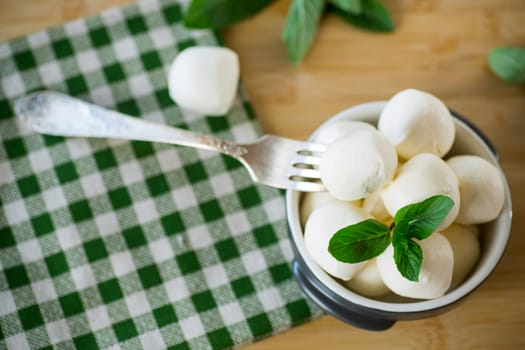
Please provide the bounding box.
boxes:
[320,128,398,201]
[378,89,455,159]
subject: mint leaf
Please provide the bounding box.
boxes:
[394,195,454,240]
[183,0,274,29]
[328,0,394,32]
[329,0,362,14]
[391,195,453,281]
[488,47,525,84]
[392,231,423,282]
[282,0,326,65]
[326,195,453,283]
[328,219,390,263]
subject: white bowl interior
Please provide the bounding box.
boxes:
[286,101,512,313]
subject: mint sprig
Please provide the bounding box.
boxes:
[183,0,394,65]
[328,195,454,281]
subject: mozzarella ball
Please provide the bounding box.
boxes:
[168,46,239,115]
[320,129,398,201]
[446,155,505,224]
[300,192,360,227]
[377,232,454,299]
[378,89,455,159]
[313,120,376,144]
[463,223,480,238]
[304,202,369,280]
[362,185,393,226]
[441,224,481,288]
[381,153,460,231]
[345,258,390,297]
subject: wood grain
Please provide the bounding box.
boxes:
[1,0,524,349]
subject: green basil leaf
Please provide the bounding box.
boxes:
[329,0,362,14]
[488,47,525,84]
[394,195,454,240]
[328,219,390,263]
[282,0,326,65]
[183,0,274,29]
[327,0,394,32]
[392,232,422,282]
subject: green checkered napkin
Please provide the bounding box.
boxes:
[0,0,323,348]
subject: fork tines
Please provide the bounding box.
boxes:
[289,142,327,192]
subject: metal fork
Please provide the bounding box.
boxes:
[15,91,326,192]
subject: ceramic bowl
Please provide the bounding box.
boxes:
[285,102,512,330]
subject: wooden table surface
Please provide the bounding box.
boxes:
[1,0,524,349]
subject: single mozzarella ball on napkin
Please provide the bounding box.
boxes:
[377,232,454,299]
[300,191,360,227]
[441,224,480,288]
[381,153,460,231]
[313,120,376,144]
[320,129,398,201]
[446,155,505,224]
[378,89,455,159]
[345,258,390,297]
[304,202,369,280]
[168,46,239,115]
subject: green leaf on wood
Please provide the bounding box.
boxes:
[328,0,394,32]
[329,0,362,14]
[282,0,326,65]
[488,47,525,84]
[183,0,275,29]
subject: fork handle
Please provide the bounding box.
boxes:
[15,91,247,158]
